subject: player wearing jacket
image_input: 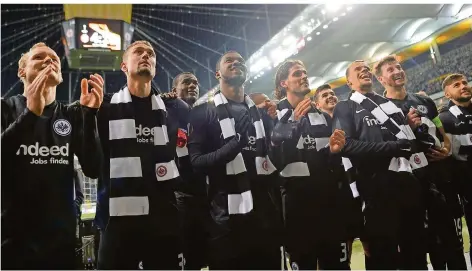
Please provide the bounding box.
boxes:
[375,56,466,270]
[270,59,350,270]
[95,41,187,270]
[171,72,210,270]
[187,51,283,269]
[1,42,103,270]
[438,73,472,265]
[333,60,427,270]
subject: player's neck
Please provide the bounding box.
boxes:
[355,86,373,95]
[385,86,407,100]
[128,77,151,98]
[220,81,244,103]
[323,108,334,117]
[452,98,471,108]
[22,85,56,105]
[287,92,305,109]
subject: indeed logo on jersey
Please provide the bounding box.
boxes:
[302,135,316,149]
[243,135,257,151]
[136,124,154,144]
[16,142,69,165]
[363,116,381,127]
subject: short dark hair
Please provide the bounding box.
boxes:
[216,50,241,72]
[345,60,366,79]
[274,59,305,100]
[313,84,332,102]
[442,73,466,91]
[172,72,194,88]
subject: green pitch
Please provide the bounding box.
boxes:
[350,217,469,270]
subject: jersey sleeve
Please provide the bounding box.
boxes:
[333,101,401,158]
[1,99,39,156]
[424,96,442,128]
[68,102,103,179]
[187,104,242,172]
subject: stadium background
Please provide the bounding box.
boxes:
[1,3,471,270]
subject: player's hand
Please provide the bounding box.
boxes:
[234,112,251,146]
[26,65,53,116]
[329,129,346,153]
[426,146,450,161]
[294,98,311,121]
[161,92,177,100]
[257,100,277,119]
[271,110,300,146]
[80,73,104,109]
[407,108,421,129]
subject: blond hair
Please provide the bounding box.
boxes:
[17,42,49,82]
[442,73,466,91]
[122,40,153,61]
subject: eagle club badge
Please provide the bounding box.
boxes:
[416,105,428,115]
[156,165,167,177]
[262,159,268,171]
[414,154,421,165]
[53,119,72,136]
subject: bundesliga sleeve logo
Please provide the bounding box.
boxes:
[53,119,72,136]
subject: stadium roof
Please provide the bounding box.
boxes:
[1,4,308,99]
[246,4,472,96]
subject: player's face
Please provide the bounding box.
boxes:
[378,61,407,88]
[347,61,372,90]
[124,44,156,78]
[445,77,471,103]
[217,52,247,86]
[316,88,338,111]
[23,46,62,86]
[251,93,270,106]
[175,74,199,103]
[283,64,310,96]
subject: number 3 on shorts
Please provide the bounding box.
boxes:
[340,242,348,263]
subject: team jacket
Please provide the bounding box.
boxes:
[270,104,352,250]
[332,96,422,201]
[1,95,102,248]
[388,93,463,217]
[187,102,283,257]
[94,93,189,236]
[439,100,472,199]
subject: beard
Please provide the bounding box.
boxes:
[222,73,246,87]
[137,67,153,77]
[456,95,472,103]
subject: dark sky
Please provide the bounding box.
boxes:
[1,4,307,101]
